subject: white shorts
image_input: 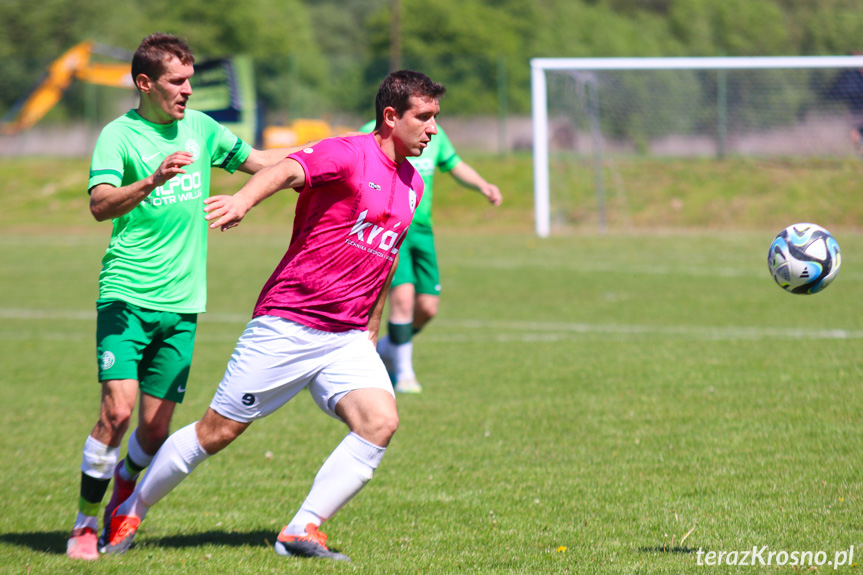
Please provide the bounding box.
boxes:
[209,315,394,423]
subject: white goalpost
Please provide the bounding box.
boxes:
[531,56,863,237]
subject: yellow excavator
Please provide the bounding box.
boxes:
[0,41,133,134]
[1,41,335,147]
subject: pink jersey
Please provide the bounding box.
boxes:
[253,134,424,332]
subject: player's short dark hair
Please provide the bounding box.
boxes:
[374,70,446,129]
[131,33,195,85]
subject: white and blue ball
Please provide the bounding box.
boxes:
[767,223,841,295]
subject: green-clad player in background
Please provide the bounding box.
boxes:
[359,119,502,394]
[67,33,306,560]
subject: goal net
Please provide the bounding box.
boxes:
[531,56,863,236]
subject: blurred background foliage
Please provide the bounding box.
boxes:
[2,0,863,122]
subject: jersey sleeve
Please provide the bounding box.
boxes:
[434,127,461,173]
[288,136,361,192]
[88,123,127,191]
[190,110,251,173]
[213,134,251,173]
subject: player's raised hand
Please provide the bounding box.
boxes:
[204,194,254,231]
[152,151,194,187]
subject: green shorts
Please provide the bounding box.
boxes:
[393,224,441,295]
[95,300,198,403]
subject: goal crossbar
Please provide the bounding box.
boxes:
[532,56,863,72]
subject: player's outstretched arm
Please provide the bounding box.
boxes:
[204,157,306,231]
[89,152,194,221]
[238,132,362,174]
[449,162,502,206]
[238,146,306,174]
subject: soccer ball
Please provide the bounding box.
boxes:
[767,223,841,294]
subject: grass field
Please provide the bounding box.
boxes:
[1,156,862,574]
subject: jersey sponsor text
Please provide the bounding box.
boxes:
[145,171,203,206]
[349,210,403,258]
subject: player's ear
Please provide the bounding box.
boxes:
[383,106,398,128]
[135,73,152,94]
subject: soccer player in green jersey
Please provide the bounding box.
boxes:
[67,33,307,561]
[359,120,502,393]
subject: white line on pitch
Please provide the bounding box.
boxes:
[2,309,861,341]
[444,257,863,281]
[0,309,249,323]
[427,319,863,341]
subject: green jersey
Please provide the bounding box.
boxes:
[89,109,251,313]
[359,121,461,228]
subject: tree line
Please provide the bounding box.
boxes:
[2,0,863,123]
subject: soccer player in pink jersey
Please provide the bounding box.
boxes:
[102,70,445,562]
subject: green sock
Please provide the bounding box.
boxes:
[78,472,110,516]
[388,321,414,345]
[124,454,145,476]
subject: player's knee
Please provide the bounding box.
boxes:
[384,411,400,438]
[415,296,439,324]
[420,305,438,321]
[352,411,399,447]
[372,410,400,445]
[101,406,133,436]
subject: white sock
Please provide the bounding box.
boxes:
[80,435,119,480]
[392,340,415,381]
[119,428,154,481]
[117,422,210,519]
[285,433,385,535]
[75,436,118,528]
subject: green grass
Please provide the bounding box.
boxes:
[1,156,862,573]
[6,153,863,235]
[548,154,863,231]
